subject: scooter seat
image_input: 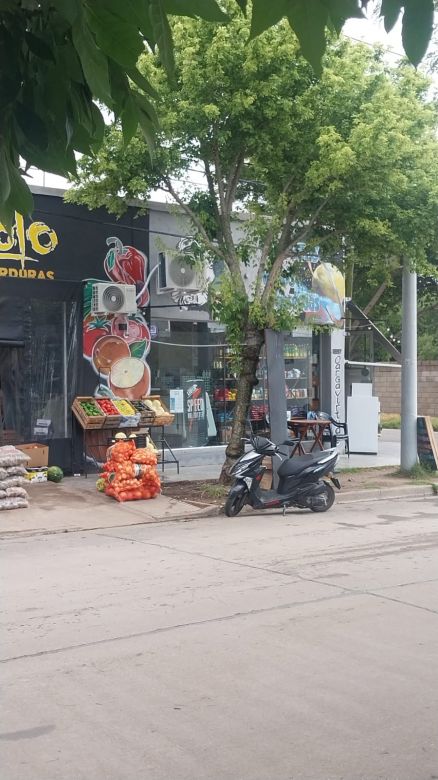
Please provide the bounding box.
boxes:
[277,451,331,478]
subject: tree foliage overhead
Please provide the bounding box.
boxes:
[0,0,435,229]
[68,10,438,471]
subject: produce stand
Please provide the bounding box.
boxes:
[71,396,179,476]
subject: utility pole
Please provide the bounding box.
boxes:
[400,255,417,471]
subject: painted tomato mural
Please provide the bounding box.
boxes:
[83,238,151,400]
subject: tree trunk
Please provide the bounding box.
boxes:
[219,323,265,484]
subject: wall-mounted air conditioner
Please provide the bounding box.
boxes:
[91,283,137,314]
[157,251,206,293]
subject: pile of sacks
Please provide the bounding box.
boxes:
[98,439,161,502]
[0,445,30,510]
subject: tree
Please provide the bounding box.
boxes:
[350,256,438,361]
[0,0,435,227]
[68,10,438,478]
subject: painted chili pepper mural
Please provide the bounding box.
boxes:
[82,237,151,400]
[104,237,149,307]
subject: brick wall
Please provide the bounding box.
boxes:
[373,361,438,416]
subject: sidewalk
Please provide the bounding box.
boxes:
[161,429,403,482]
[0,478,213,537]
[1,429,434,538]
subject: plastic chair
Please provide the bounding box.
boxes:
[317,412,349,455]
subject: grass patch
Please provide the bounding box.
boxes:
[381,413,438,431]
[199,483,228,500]
[393,463,438,481]
[338,466,393,474]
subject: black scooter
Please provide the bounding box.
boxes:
[225,435,340,517]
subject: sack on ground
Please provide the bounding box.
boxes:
[0,476,28,490]
[0,497,29,510]
[5,486,29,499]
[0,446,30,469]
[0,465,27,480]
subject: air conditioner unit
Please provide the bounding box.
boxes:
[157,251,206,293]
[91,283,137,314]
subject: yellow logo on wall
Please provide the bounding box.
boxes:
[0,212,58,280]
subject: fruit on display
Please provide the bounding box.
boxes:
[98,441,161,502]
[96,478,106,492]
[92,335,130,375]
[80,399,102,417]
[143,398,167,415]
[95,398,120,416]
[113,399,136,416]
[109,357,151,400]
[47,466,64,483]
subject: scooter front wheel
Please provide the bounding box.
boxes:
[309,482,335,513]
[225,484,248,517]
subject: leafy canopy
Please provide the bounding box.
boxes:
[0,0,435,228]
[69,10,438,337]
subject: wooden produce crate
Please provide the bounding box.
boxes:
[94,398,122,429]
[112,398,137,417]
[130,400,156,425]
[72,397,105,429]
[142,396,175,426]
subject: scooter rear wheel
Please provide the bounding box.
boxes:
[225,485,248,517]
[310,482,335,513]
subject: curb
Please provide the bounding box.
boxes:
[0,485,435,539]
[336,483,437,504]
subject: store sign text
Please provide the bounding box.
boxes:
[187,397,205,420]
[0,212,58,279]
[333,349,342,423]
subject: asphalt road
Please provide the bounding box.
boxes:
[2,497,438,780]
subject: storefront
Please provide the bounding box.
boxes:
[0,190,149,469]
[0,190,346,469]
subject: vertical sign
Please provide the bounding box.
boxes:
[330,329,345,425]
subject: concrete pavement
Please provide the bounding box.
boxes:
[1,495,437,779]
[163,428,405,482]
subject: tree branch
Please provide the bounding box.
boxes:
[261,198,329,303]
[212,143,239,270]
[255,178,296,295]
[162,177,225,261]
[225,150,245,213]
[363,280,388,316]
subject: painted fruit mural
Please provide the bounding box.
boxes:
[83,238,151,400]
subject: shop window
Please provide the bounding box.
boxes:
[0,298,79,445]
[148,318,227,448]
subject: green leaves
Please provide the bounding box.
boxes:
[380,0,435,65]
[380,0,402,33]
[72,16,112,105]
[149,0,175,78]
[0,149,11,206]
[0,153,33,232]
[163,0,228,22]
[0,0,436,230]
[250,1,289,39]
[287,0,329,75]
[401,0,434,67]
[250,0,365,73]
